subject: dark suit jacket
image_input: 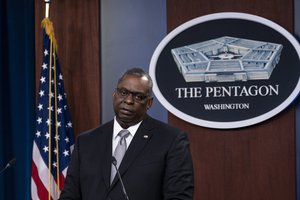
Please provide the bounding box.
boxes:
[60,115,194,200]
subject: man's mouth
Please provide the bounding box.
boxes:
[120,108,134,115]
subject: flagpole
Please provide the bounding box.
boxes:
[45,0,50,18]
[44,2,51,199]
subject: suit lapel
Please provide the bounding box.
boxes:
[112,117,153,185]
[110,116,155,186]
[101,121,114,189]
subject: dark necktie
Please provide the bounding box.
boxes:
[111,129,130,183]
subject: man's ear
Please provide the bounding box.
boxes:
[147,97,154,109]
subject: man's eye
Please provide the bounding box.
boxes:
[135,94,146,101]
[120,90,129,96]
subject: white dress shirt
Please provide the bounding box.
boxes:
[112,117,142,154]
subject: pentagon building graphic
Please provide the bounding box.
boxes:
[171,36,283,82]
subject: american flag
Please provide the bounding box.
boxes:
[31,18,75,200]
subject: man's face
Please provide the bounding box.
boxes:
[113,74,153,128]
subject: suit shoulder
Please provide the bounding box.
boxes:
[147,116,184,135]
[77,120,113,140]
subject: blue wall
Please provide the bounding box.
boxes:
[101,0,167,123]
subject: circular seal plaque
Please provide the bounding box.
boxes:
[149,12,300,129]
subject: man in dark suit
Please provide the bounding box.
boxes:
[60,68,194,200]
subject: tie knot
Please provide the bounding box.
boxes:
[118,129,130,138]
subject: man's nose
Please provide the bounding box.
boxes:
[123,93,134,103]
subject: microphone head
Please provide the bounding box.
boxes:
[7,158,16,168]
[111,156,117,166]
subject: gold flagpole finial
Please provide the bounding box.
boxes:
[44,0,51,18]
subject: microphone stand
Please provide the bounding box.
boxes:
[112,157,130,200]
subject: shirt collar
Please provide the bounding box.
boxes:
[113,117,142,139]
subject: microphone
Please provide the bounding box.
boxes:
[0,158,16,175]
[111,156,129,200]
